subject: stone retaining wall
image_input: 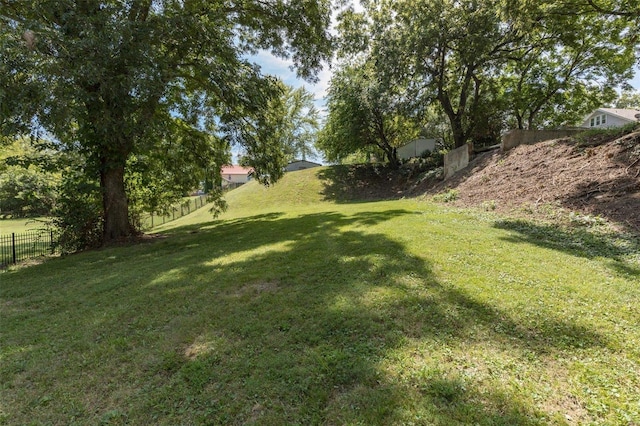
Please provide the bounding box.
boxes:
[501,129,583,151]
[444,143,472,179]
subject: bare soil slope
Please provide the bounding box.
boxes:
[319,130,640,233]
[426,131,640,233]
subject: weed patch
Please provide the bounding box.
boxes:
[432,189,459,203]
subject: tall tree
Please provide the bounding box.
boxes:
[281,85,320,161]
[250,82,320,163]
[340,0,637,147]
[377,0,523,148]
[0,1,332,243]
[317,61,417,168]
[500,2,634,129]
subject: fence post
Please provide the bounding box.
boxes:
[50,231,55,254]
[12,233,16,265]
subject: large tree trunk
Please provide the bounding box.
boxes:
[384,146,400,169]
[438,92,469,149]
[100,161,132,243]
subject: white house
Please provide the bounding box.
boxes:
[285,160,322,172]
[397,138,439,160]
[581,108,640,129]
[220,165,253,187]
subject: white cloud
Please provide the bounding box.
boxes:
[251,50,331,107]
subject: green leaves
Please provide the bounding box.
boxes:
[326,0,637,152]
[1,0,333,242]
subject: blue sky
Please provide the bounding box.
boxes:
[252,50,332,113]
[629,68,640,90]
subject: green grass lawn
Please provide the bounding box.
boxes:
[0,217,49,234]
[1,168,639,425]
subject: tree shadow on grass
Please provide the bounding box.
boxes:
[1,209,612,424]
[317,165,407,203]
[494,219,640,279]
[132,211,608,423]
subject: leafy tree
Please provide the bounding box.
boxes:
[337,0,637,148]
[0,138,59,217]
[374,0,523,148]
[124,127,230,227]
[1,1,332,243]
[612,90,640,108]
[238,82,320,167]
[499,3,634,129]
[280,85,320,162]
[317,61,418,168]
[573,0,640,17]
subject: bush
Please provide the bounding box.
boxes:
[51,170,103,253]
[433,189,459,203]
[575,122,640,146]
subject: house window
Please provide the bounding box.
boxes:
[590,118,595,127]
[596,116,601,125]
[601,115,606,124]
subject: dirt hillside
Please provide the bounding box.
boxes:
[424,130,640,233]
[321,130,640,234]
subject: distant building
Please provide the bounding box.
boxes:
[285,160,322,172]
[397,138,439,160]
[220,165,253,187]
[581,108,640,129]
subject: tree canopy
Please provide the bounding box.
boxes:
[1,0,332,243]
[317,60,418,168]
[320,0,637,160]
[612,90,640,109]
[0,138,59,217]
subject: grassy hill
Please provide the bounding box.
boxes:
[1,167,639,425]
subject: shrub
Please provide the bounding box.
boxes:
[575,122,640,146]
[433,189,459,203]
[51,169,103,253]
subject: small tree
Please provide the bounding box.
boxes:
[317,61,417,168]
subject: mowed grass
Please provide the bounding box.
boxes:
[1,168,639,425]
[0,218,49,234]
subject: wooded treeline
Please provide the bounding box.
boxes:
[317,0,639,165]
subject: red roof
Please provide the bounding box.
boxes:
[221,165,253,175]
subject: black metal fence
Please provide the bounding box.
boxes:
[0,195,211,269]
[139,195,208,230]
[0,230,57,270]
